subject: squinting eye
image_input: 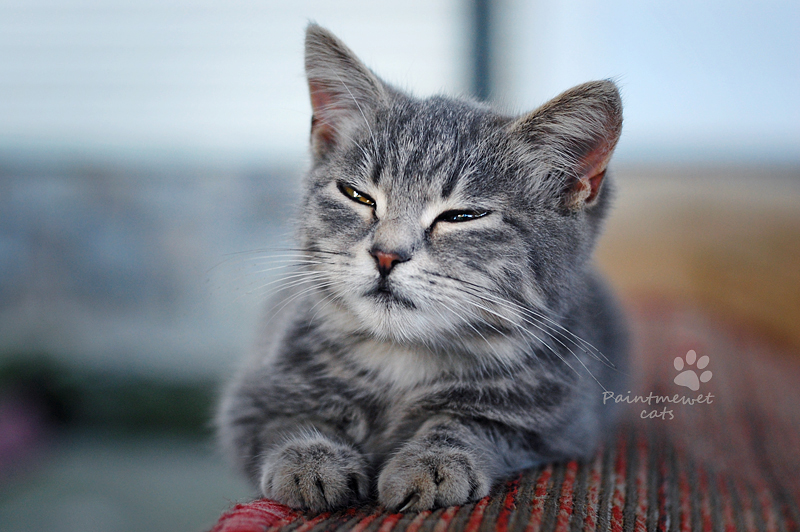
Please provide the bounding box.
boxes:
[337,182,376,207]
[434,210,491,224]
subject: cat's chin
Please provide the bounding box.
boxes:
[319,291,458,347]
[364,284,418,310]
[325,298,525,369]
[357,301,446,345]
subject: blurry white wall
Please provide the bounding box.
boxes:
[1,0,798,165]
[493,0,800,163]
[0,0,470,166]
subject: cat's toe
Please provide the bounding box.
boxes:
[261,435,368,512]
[378,444,489,511]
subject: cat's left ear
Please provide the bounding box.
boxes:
[509,80,622,209]
[305,24,389,159]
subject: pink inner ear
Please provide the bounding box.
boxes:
[584,169,606,204]
[573,140,614,205]
[308,81,337,148]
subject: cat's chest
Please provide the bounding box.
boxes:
[315,341,457,439]
[330,340,455,395]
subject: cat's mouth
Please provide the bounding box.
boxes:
[365,279,417,309]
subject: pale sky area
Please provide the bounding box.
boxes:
[0,0,798,166]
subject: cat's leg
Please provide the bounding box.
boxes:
[259,421,369,511]
[218,376,371,511]
[377,416,499,511]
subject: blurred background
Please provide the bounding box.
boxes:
[0,1,798,531]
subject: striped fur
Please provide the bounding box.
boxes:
[217,24,628,512]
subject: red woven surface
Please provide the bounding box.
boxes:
[211,302,800,531]
[210,499,299,532]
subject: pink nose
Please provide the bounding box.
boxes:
[370,249,409,277]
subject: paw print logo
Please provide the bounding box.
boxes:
[673,350,712,391]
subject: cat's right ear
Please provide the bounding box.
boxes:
[509,80,622,210]
[305,24,388,158]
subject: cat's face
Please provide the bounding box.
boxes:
[297,25,621,349]
[302,98,536,346]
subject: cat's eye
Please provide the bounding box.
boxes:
[434,210,490,224]
[337,182,376,207]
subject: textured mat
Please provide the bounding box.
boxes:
[210,301,800,532]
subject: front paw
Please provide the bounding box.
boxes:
[260,435,368,512]
[378,442,490,511]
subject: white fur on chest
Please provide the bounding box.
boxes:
[344,340,449,391]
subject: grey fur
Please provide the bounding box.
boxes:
[217,24,628,512]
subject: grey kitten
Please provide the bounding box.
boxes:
[217,24,627,513]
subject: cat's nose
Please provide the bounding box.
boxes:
[370,247,410,277]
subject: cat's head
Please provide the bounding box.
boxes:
[297,24,622,350]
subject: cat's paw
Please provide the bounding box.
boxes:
[260,435,368,512]
[377,442,490,512]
